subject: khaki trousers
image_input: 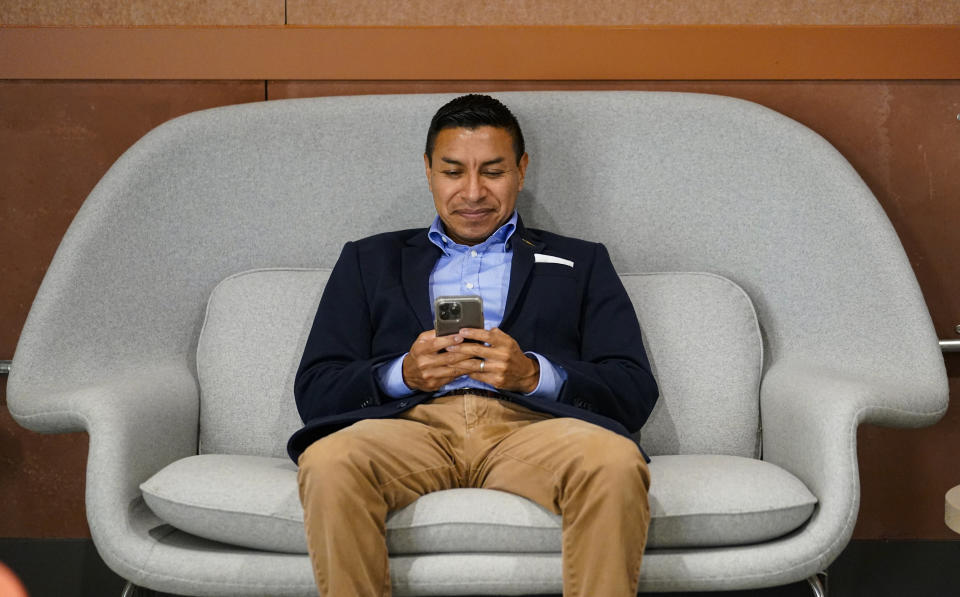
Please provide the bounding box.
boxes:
[297,394,651,597]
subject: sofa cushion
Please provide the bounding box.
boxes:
[646,455,817,548]
[622,272,763,458]
[140,454,816,554]
[196,268,329,457]
[196,269,762,459]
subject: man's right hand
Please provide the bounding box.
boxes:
[401,330,475,392]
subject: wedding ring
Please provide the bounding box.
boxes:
[479,360,485,372]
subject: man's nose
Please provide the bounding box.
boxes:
[461,172,485,201]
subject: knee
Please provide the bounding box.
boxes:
[578,432,650,490]
[297,429,374,489]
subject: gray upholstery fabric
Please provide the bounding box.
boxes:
[8,92,948,595]
[195,269,762,460]
[141,455,305,553]
[175,267,781,553]
[140,454,815,554]
[9,92,945,408]
[622,273,762,457]
[647,455,815,548]
[196,268,328,457]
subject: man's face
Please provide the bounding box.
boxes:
[424,126,529,246]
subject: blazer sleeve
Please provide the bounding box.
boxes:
[294,241,400,423]
[550,243,659,433]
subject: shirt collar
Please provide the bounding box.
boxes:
[427,211,518,255]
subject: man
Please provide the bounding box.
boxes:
[289,94,658,597]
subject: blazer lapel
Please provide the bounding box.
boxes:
[503,218,545,327]
[402,231,440,331]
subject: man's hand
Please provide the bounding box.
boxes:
[401,330,476,392]
[446,328,541,393]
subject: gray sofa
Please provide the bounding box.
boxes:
[7,92,948,596]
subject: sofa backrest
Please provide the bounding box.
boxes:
[197,268,762,458]
[12,92,943,450]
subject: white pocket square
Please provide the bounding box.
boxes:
[534,254,574,268]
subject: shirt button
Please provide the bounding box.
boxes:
[471,250,478,257]
[465,282,474,289]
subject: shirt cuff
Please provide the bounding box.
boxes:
[523,352,567,400]
[373,353,416,399]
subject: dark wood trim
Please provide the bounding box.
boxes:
[1,25,959,80]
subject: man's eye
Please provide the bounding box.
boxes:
[443,171,462,177]
[483,171,505,177]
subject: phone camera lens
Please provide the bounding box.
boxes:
[438,302,461,321]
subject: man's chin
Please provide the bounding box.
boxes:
[448,221,497,245]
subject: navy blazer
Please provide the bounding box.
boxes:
[287,217,658,462]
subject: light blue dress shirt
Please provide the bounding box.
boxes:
[375,211,567,399]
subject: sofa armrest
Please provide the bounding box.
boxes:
[761,359,947,490]
[758,359,947,570]
[8,363,199,565]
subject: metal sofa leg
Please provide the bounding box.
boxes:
[806,571,828,597]
[121,581,163,597]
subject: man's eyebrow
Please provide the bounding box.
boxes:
[439,157,507,167]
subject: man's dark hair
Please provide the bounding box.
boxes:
[425,94,525,166]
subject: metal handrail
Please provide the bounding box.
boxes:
[0,342,957,376]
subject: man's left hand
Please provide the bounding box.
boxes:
[445,328,540,393]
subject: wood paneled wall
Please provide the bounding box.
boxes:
[3,0,959,25]
[1,2,959,545]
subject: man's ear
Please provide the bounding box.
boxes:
[517,152,530,191]
[423,153,433,192]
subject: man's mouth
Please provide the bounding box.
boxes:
[457,209,493,220]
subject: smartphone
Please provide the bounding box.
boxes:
[434,295,484,337]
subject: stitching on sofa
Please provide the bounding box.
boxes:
[652,503,817,521]
[144,493,304,524]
